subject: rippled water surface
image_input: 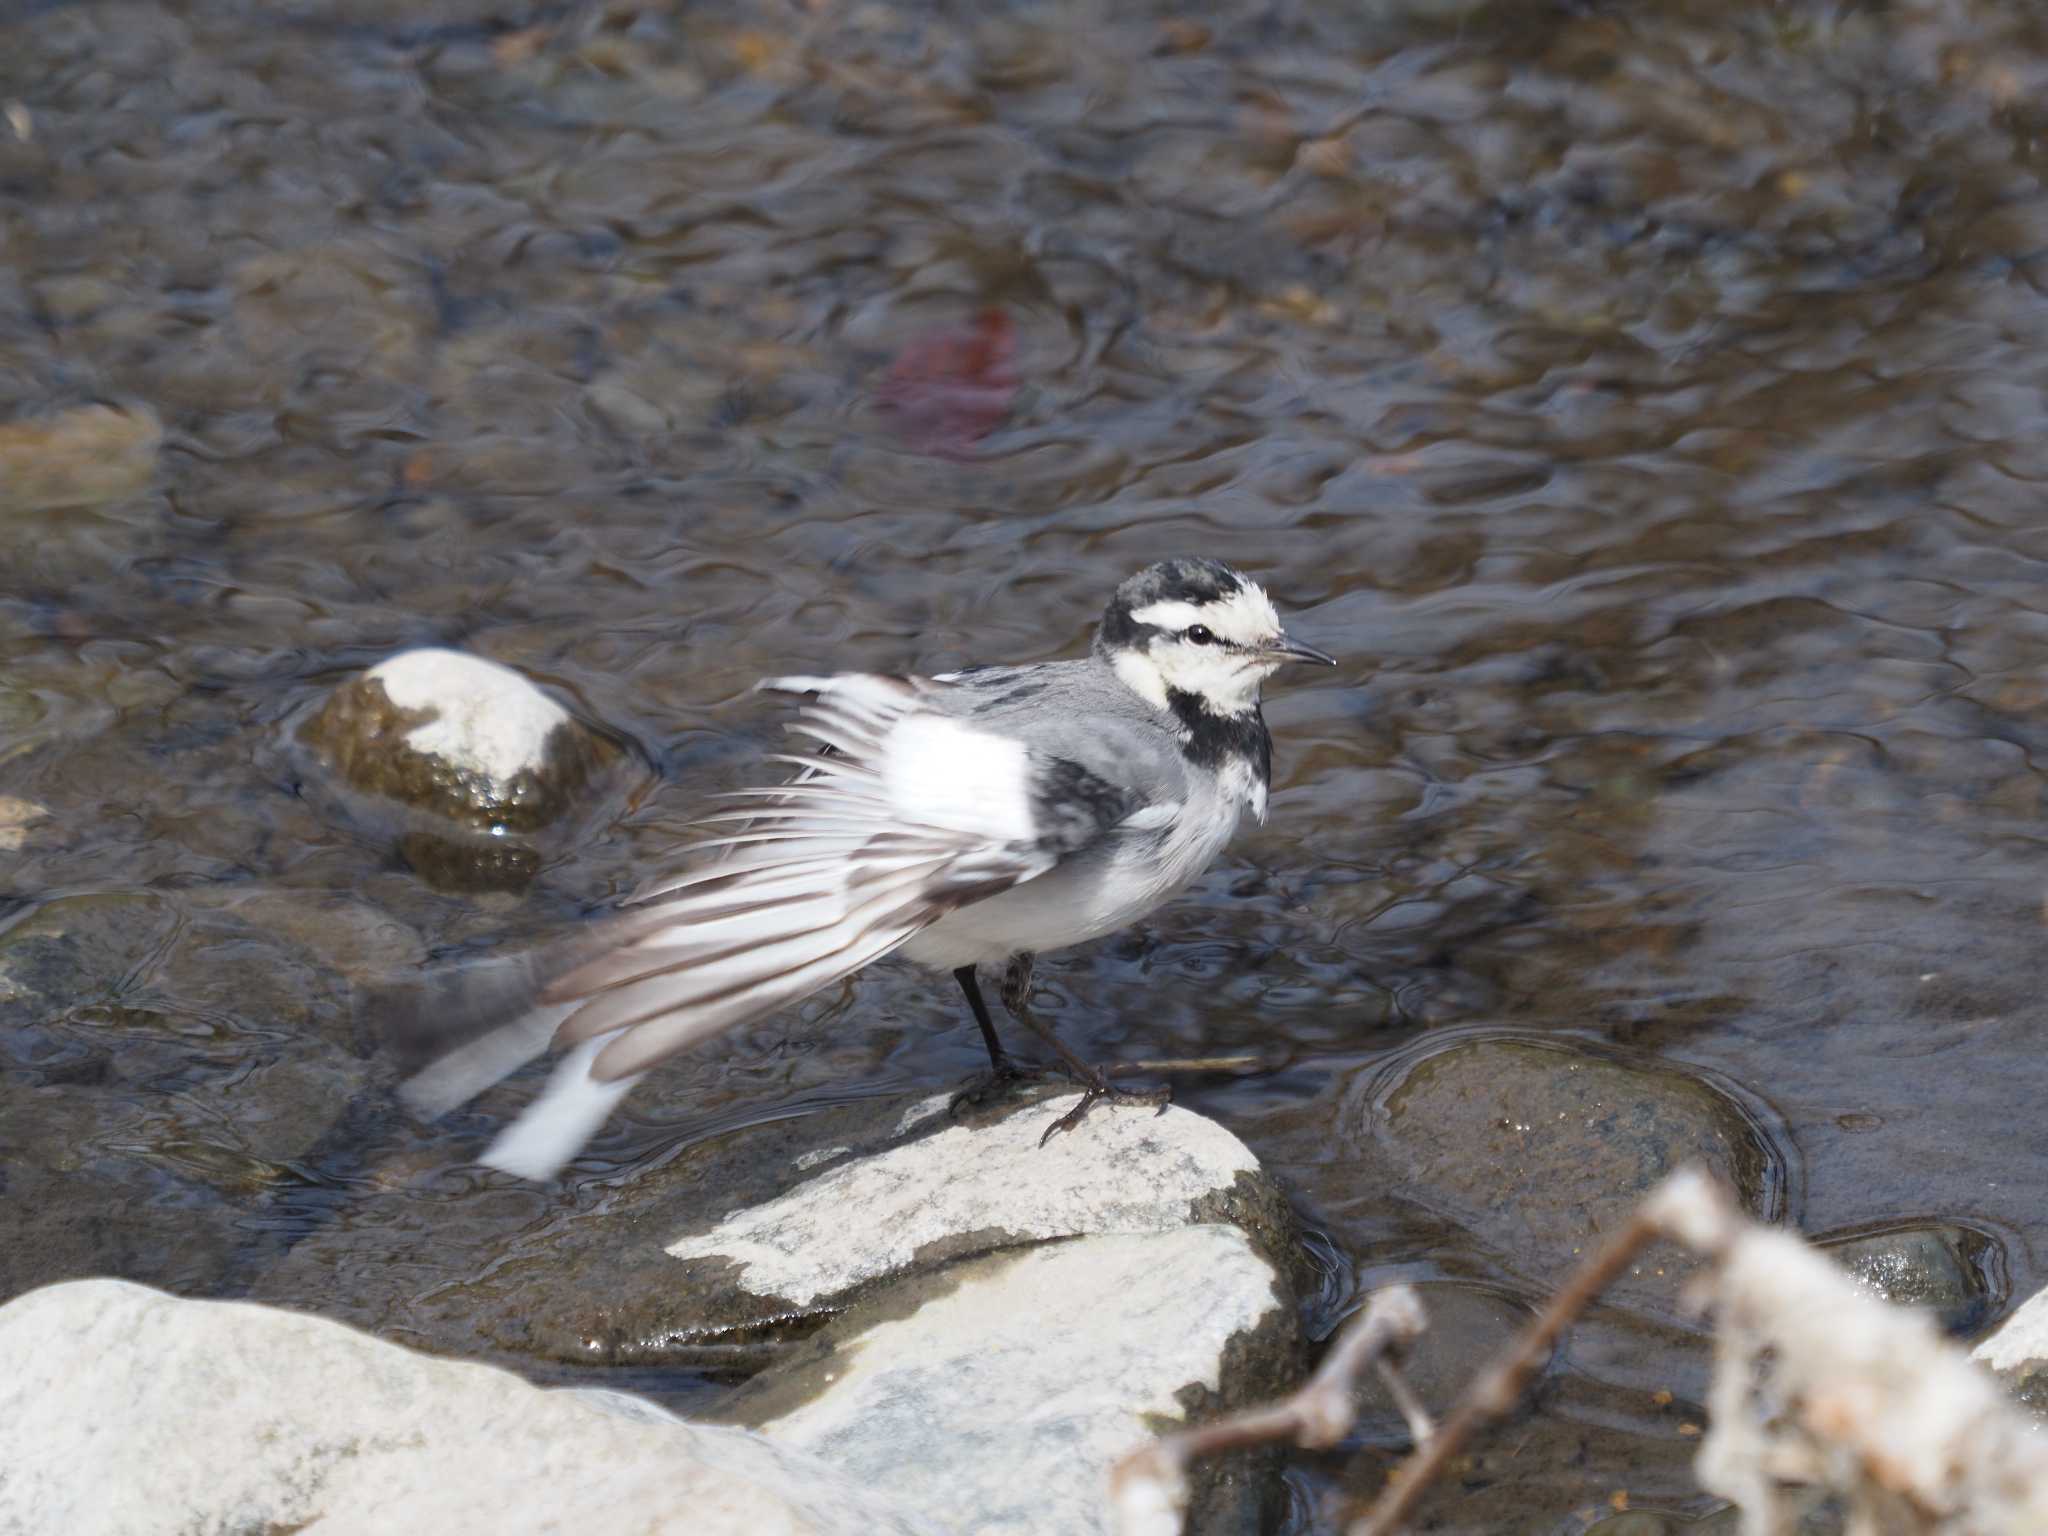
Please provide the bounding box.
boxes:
[8,0,2048,1529]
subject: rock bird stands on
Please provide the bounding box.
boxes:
[398,558,1336,1178]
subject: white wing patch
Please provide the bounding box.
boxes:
[883,714,1034,841]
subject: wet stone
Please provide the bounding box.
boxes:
[1817,1222,2002,1334]
[396,828,545,895]
[0,687,43,735]
[0,892,182,1017]
[296,648,620,893]
[0,890,384,1301]
[299,648,616,835]
[257,1083,1303,1373]
[220,889,427,985]
[585,378,675,438]
[0,1279,941,1536]
[0,1073,242,1300]
[0,797,45,851]
[1368,1032,1790,1309]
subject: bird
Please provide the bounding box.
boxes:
[393,557,1336,1180]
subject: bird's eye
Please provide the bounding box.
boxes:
[1185,625,1216,646]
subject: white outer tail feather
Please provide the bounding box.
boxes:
[480,1030,645,1181]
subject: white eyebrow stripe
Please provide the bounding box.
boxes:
[1129,599,1207,631]
[1130,583,1284,644]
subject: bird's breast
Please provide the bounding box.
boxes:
[901,790,1243,969]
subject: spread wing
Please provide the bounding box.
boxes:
[546,672,1066,1079]
[394,670,1141,1179]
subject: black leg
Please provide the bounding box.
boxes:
[994,959,1172,1145]
[959,954,1098,1083]
[953,965,1011,1072]
[952,958,1169,1143]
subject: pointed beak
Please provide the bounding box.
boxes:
[1262,633,1337,667]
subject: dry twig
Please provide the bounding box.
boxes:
[1349,1179,1699,1535]
[1114,1166,2048,1536]
[1109,1286,1428,1536]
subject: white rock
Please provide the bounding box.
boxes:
[762,1227,1284,1535]
[1974,1283,2048,1374]
[668,1093,1262,1306]
[368,647,569,785]
[0,1279,942,1536]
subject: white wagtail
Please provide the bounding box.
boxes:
[396,557,1335,1179]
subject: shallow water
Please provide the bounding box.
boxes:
[7,0,2048,1528]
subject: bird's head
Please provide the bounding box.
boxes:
[1094,557,1335,717]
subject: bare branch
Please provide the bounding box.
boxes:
[1348,1192,1679,1536]
[1372,1356,1435,1448]
[1116,1162,2048,1536]
[1108,1286,1428,1536]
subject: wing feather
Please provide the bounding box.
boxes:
[542,674,1051,1077]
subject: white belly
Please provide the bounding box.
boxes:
[898,792,1244,970]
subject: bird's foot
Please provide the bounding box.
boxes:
[948,1053,1048,1117]
[1038,1073,1171,1146]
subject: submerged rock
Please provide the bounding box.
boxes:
[1368,1030,1790,1309]
[1584,1506,1841,1534]
[1818,1221,2002,1334]
[296,647,620,892]
[0,1278,943,1536]
[0,796,45,851]
[0,403,160,514]
[1582,1511,1742,1534]
[1345,1281,1540,1447]
[0,890,387,1300]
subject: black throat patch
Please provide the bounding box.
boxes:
[1166,687,1272,786]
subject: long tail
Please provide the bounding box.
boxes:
[474,1029,643,1180]
[381,957,637,1181]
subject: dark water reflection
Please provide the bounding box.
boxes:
[8,0,2048,1527]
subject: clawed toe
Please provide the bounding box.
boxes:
[1037,1077,1172,1145]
